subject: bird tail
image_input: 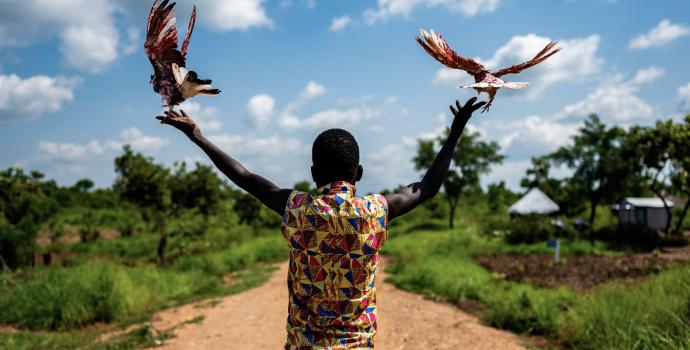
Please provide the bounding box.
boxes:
[503,82,530,90]
[198,89,221,96]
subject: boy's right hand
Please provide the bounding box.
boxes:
[156,110,201,139]
[449,97,486,133]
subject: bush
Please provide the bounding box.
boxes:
[0,261,229,331]
[593,223,660,251]
[485,285,576,336]
[505,216,554,244]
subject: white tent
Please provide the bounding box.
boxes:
[508,188,560,215]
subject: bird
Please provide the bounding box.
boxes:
[145,0,220,112]
[416,29,561,112]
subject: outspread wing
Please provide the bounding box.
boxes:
[180,5,196,56]
[145,0,185,107]
[492,41,562,77]
[416,29,487,76]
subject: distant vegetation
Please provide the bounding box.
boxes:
[0,114,689,349]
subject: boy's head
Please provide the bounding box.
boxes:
[311,128,363,187]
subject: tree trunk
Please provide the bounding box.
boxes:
[157,234,168,265]
[588,199,598,228]
[674,199,690,236]
[155,215,168,265]
[652,189,673,235]
[448,203,456,229]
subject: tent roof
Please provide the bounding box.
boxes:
[623,197,674,208]
[508,188,560,215]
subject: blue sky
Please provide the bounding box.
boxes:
[1,0,690,194]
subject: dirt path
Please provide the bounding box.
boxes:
[152,260,527,350]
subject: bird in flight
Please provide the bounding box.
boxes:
[145,0,220,112]
[416,29,561,112]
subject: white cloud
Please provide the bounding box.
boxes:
[38,127,167,162]
[179,101,222,132]
[678,82,690,112]
[38,140,105,161]
[207,134,306,158]
[330,16,352,32]
[364,0,500,24]
[119,128,169,154]
[247,94,276,128]
[195,0,273,31]
[0,74,78,121]
[631,66,666,85]
[0,0,130,73]
[629,19,690,49]
[556,67,663,123]
[279,106,380,130]
[301,81,327,100]
[434,34,602,99]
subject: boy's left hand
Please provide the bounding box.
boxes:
[156,110,200,138]
[449,97,486,133]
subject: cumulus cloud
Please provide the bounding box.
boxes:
[678,82,690,112]
[179,101,222,132]
[0,0,274,72]
[629,19,690,49]
[364,0,500,24]
[247,94,276,128]
[207,134,306,159]
[0,74,79,121]
[556,67,664,122]
[330,16,352,32]
[434,34,603,99]
[0,0,129,73]
[38,140,106,161]
[279,106,380,130]
[301,81,327,100]
[195,0,273,31]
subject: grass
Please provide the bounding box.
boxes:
[0,234,287,332]
[383,227,579,336]
[384,217,690,347]
[559,265,690,350]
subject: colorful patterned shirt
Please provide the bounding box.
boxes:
[281,181,388,349]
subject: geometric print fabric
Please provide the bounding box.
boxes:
[281,181,388,349]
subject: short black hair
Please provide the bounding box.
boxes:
[312,128,359,183]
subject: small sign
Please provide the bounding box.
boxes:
[546,239,560,263]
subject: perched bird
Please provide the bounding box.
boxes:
[145,0,220,111]
[416,29,561,112]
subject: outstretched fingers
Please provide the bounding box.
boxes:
[471,101,487,112]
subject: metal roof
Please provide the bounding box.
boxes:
[623,197,674,208]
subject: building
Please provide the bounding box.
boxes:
[617,197,674,230]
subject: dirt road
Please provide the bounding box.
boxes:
[153,260,527,350]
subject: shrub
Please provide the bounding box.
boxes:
[505,216,553,244]
[593,223,660,251]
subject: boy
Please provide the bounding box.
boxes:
[157,97,486,349]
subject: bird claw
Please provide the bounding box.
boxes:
[481,103,492,113]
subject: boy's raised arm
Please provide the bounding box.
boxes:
[384,97,485,221]
[157,110,291,216]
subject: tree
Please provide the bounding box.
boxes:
[293,180,315,193]
[114,146,171,264]
[414,130,504,228]
[486,181,517,213]
[0,168,59,269]
[551,115,635,227]
[670,115,690,235]
[624,121,676,234]
[519,156,585,217]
